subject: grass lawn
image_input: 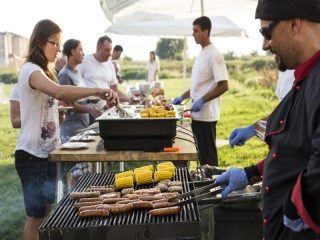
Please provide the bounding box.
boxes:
[0,79,278,239]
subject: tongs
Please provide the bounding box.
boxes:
[76,130,89,141]
[105,93,133,118]
[254,120,267,141]
[168,181,227,207]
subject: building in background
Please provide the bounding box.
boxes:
[0,32,29,67]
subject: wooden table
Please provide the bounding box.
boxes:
[50,127,197,202]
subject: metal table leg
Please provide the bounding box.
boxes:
[120,162,125,172]
[57,162,77,203]
[172,160,190,169]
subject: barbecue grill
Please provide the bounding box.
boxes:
[39,168,201,240]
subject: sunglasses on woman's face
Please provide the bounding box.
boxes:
[259,21,280,41]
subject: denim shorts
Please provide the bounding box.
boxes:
[15,150,57,218]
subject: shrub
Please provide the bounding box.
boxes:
[0,68,18,84]
[122,55,133,62]
[158,71,170,79]
[174,53,183,61]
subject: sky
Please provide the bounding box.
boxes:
[0,0,265,61]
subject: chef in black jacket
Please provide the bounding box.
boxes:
[215,0,320,239]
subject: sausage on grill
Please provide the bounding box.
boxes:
[73,201,102,210]
[138,196,164,201]
[152,199,168,204]
[148,206,180,216]
[116,199,142,204]
[102,203,133,214]
[153,202,173,209]
[132,201,154,209]
[79,198,104,202]
[78,204,103,213]
[79,209,109,218]
[102,198,124,204]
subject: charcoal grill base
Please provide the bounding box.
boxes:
[104,138,173,151]
[39,222,201,240]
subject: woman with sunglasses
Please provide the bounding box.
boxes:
[15,19,118,240]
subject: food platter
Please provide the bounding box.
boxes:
[61,142,89,149]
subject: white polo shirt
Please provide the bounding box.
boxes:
[146,60,160,83]
[190,43,228,122]
[77,54,117,109]
[275,70,295,102]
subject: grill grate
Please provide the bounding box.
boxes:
[39,167,201,240]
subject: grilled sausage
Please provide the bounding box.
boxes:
[102,198,124,204]
[121,188,134,196]
[123,194,139,199]
[79,198,104,202]
[134,188,161,194]
[168,186,183,193]
[132,201,154,209]
[102,203,133,214]
[128,194,152,200]
[154,184,168,192]
[88,185,116,190]
[78,204,104,213]
[100,192,121,199]
[70,191,100,199]
[73,201,102,210]
[138,196,164,201]
[116,199,142,204]
[152,199,169,204]
[167,181,182,186]
[155,192,179,199]
[79,209,109,218]
[148,206,180,216]
[86,188,114,194]
[153,202,173,209]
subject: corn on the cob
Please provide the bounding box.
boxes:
[136,171,154,185]
[115,171,134,180]
[159,167,175,178]
[115,176,134,189]
[140,113,149,118]
[154,171,172,182]
[150,113,157,118]
[135,165,154,172]
[157,113,165,118]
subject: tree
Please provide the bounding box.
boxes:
[156,38,185,59]
[223,50,237,60]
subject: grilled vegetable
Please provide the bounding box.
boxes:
[154,171,172,182]
[158,167,175,178]
[148,206,180,216]
[135,165,154,172]
[70,191,100,199]
[115,176,134,189]
[115,171,134,180]
[140,113,149,118]
[136,171,154,185]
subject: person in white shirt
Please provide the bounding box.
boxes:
[77,36,130,124]
[228,39,296,148]
[145,51,160,83]
[172,16,229,166]
[15,19,118,240]
[111,45,124,83]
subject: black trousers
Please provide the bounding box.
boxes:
[191,120,218,166]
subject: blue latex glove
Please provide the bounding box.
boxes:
[283,215,310,232]
[214,167,249,197]
[172,95,185,105]
[190,98,204,112]
[229,124,256,149]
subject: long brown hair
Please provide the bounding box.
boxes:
[26,19,62,84]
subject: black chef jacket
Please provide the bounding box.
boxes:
[245,50,320,240]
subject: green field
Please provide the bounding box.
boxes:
[0,78,278,239]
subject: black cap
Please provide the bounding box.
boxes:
[255,0,320,23]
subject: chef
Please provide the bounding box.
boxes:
[172,16,229,167]
[215,0,320,239]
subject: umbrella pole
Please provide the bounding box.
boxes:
[183,36,187,93]
[201,0,204,16]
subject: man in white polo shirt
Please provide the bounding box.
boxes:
[172,16,229,166]
[77,36,130,124]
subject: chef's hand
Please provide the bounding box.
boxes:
[214,167,249,197]
[172,95,184,105]
[282,191,310,232]
[190,98,204,112]
[229,124,256,149]
[99,89,118,107]
[283,216,309,232]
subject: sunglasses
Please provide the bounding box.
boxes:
[259,21,280,41]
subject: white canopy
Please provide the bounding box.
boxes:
[100,0,258,24]
[106,16,247,37]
